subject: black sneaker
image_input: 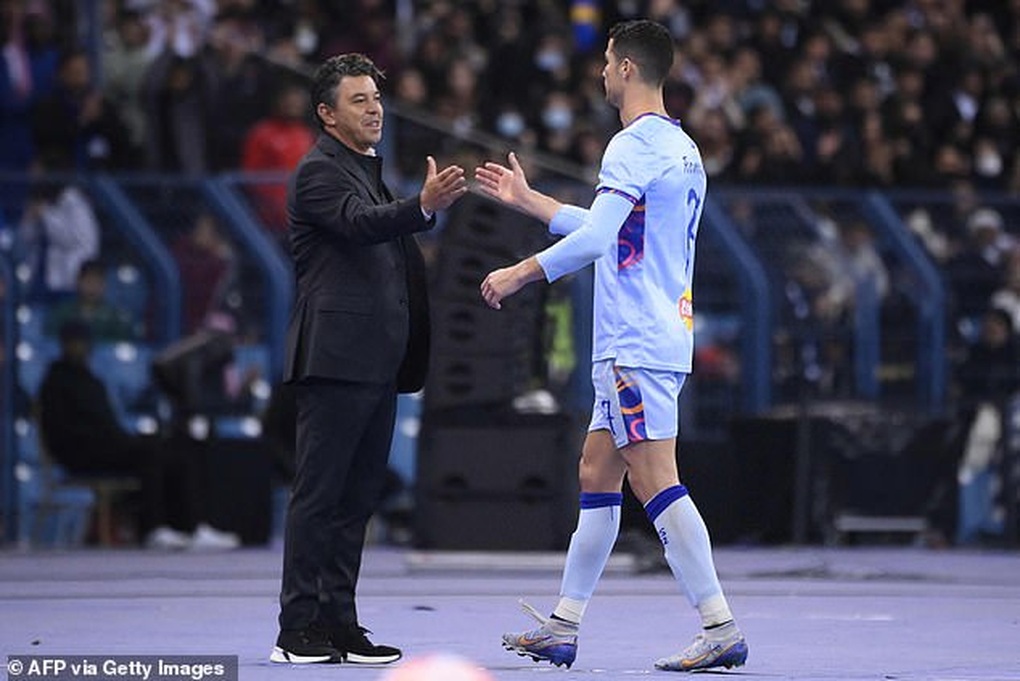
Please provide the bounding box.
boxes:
[330,625,402,664]
[270,628,343,664]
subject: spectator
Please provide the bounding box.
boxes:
[317,7,402,78]
[204,8,276,170]
[858,109,896,187]
[482,5,533,113]
[0,0,58,172]
[142,52,215,173]
[144,0,214,61]
[170,210,235,335]
[434,55,479,136]
[990,249,1020,334]
[536,90,577,156]
[728,46,783,127]
[31,48,136,171]
[837,220,890,303]
[390,67,445,183]
[944,208,1010,325]
[240,82,314,237]
[17,151,100,299]
[151,312,260,425]
[737,108,806,184]
[952,307,1020,545]
[45,259,140,342]
[37,319,240,550]
[102,8,157,158]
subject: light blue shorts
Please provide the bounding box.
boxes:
[588,360,687,449]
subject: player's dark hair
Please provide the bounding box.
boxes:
[310,53,385,128]
[608,20,674,86]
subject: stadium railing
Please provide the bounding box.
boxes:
[4,163,1007,545]
[1,252,15,543]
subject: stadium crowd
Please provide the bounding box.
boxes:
[0,1,1016,189]
[3,0,1019,271]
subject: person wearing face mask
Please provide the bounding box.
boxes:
[539,91,577,156]
[532,32,573,93]
[542,97,575,132]
[495,107,528,140]
[972,136,1005,190]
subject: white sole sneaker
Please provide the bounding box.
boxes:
[269,646,337,664]
[344,651,401,665]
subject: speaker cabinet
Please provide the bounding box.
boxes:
[443,194,550,257]
[424,353,531,411]
[430,300,533,357]
[730,405,941,544]
[415,413,579,550]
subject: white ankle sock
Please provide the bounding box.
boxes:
[552,492,622,624]
[645,485,734,628]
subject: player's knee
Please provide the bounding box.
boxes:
[620,445,679,503]
[577,453,622,493]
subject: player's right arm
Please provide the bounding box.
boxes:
[475,152,587,233]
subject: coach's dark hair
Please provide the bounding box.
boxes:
[310,53,384,128]
[607,20,674,86]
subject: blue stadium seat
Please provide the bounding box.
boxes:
[17,337,59,398]
[233,342,270,378]
[104,263,149,320]
[16,303,46,342]
[90,342,155,430]
[14,418,95,549]
[214,415,263,439]
[232,342,272,411]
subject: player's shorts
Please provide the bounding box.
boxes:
[588,359,687,449]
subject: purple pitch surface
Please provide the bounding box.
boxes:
[1,546,1019,681]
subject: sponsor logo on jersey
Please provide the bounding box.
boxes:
[679,288,694,331]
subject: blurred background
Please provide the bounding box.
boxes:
[1,0,1018,554]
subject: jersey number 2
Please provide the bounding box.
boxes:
[685,188,701,277]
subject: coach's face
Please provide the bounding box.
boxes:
[320,74,383,154]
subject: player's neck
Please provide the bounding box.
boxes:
[618,88,668,127]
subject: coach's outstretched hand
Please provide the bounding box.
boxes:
[420,155,468,215]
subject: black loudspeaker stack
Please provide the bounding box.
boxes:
[416,196,578,550]
[424,195,549,411]
[415,412,579,550]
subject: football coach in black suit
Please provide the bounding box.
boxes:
[272,53,466,665]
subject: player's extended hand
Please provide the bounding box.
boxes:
[420,156,467,214]
[480,257,544,310]
[474,152,531,209]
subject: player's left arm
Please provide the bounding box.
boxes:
[480,129,650,310]
[480,190,633,309]
[535,190,634,281]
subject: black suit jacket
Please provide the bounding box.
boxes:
[283,133,432,392]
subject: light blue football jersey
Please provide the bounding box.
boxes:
[538,113,706,372]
